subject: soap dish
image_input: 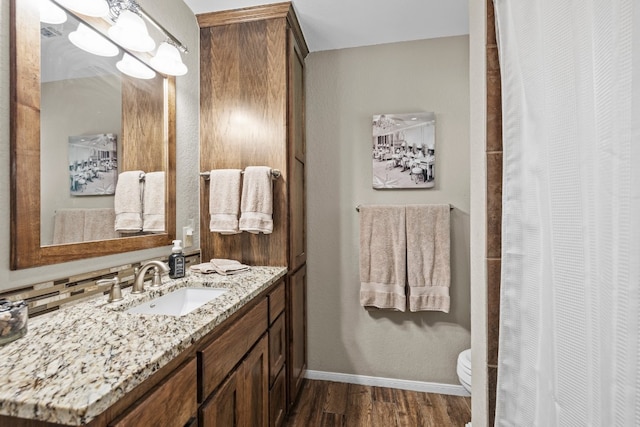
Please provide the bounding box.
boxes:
[0,299,28,345]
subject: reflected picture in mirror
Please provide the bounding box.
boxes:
[68,133,118,196]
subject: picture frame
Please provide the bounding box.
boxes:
[372,112,436,189]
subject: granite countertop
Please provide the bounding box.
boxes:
[0,266,287,425]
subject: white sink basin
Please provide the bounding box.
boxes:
[126,287,228,316]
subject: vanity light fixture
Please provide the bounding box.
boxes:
[149,42,188,76]
[108,9,155,53]
[107,0,189,76]
[69,23,119,57]
[40,0,67,24]
[56,0,109,17]
[50,0,189,77]
[116,53,156,80]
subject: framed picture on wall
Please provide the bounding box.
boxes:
[68,133,118,196]
[372,112,436,189]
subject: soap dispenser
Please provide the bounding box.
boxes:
[168,240,186,279]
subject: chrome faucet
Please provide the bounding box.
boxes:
[132,260,170,294]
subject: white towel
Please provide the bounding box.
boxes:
[210,258,250,275]
[239,166,273,234]
[190,259,250,275]
[114,170,143,233]
[209,169,242,234]
[359,205,407,311]
[406,205,451,312]
[190,262,217,274]
[52,209,86,244]
[143,171,165,232]
[84,208,119,241]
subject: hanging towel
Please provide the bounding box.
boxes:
[239,166,273,234]
[84,208,119,241]
[142,171,165,232]
[359,205,407,311]
[52,209,86,244]
[406,205,451,312]
[210,258,250,275]
[209,169,242,234]
[114,170,144,233]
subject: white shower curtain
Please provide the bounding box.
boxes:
[494,0,640,426]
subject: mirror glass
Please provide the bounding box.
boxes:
[10,0,175,269]
[40,10,163,245]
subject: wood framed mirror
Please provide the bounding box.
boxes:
[10,0,176,269]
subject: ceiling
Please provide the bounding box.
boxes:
[183,0,469,52]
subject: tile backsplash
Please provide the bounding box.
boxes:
[0,252,201,318]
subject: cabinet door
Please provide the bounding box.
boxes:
[269,312,286,387]
[110,358,197,427]
[241,334,269,427]
[200,369,241,427]
[199,298,268,400]
[288,264,307,407]
[288,28,306,272]
[270,365,286,427]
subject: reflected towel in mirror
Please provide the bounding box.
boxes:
[142,171,165,232]
[114,170,144,232]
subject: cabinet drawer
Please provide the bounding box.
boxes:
[269,312,286,387]
[269,365,286,427]
[268,281,285,325]
[199,298,268,400]
[110,358,197,427]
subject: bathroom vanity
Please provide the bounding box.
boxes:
[0,267,286,427]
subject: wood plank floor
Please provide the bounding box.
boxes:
[285,380,471,427]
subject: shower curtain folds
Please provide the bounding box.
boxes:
[493,0,640,426]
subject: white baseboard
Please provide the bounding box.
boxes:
[304,370,471,397]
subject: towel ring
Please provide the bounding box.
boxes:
[200,169,281,181]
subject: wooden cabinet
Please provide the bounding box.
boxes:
[199,298,268,400]
[288,264,307,407]
[198,2,308,421]
[269,313,286,386]
[269,365,287,427]
[201,335,269,427]
[109,358,197,427]
[268,282,287,427]
[200,367,241,427]
[199,298,269,427]
[288,27,307,273]
[241,335,269,427]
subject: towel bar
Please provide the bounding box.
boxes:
[355,204,454,212]
[200,169,281,181]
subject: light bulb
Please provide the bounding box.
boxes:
[116,53,156,80]
[108,10,155,53]
[69,23,119,57]
[150,42,188,76]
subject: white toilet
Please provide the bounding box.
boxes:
[457,348,472,394]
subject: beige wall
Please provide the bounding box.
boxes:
[0,0,200,289]
[306,36,471,384]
